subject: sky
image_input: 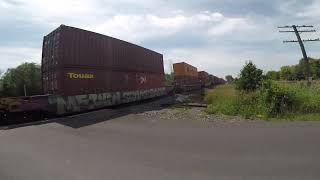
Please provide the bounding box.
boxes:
[0,0,320,77]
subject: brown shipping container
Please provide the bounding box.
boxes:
[173,62,198,77]
[173,62,200,89]
[198,71,211,87]
[198,71,209,82]
[42,25,165,96]
[174,75,199,85]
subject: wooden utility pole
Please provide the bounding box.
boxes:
[24,84,27,97]
[278,25,319,85]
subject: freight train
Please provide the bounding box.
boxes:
[0,25,224,125]
[173,62,225,92]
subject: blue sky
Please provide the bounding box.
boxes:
[0,0,320,77]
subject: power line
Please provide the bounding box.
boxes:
[283,38,320,43]
[279,30,316,33]
[278,25,314,28]
[278,25,319,85]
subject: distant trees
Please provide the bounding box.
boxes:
[279,66,295,80]
[309,58,320,79]
[266,71,280,80]
[0,69,3,95]
[0,63,41,97]
[225,75,234,83]
[266,58,320,81]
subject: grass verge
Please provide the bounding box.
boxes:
[204,82,320,121]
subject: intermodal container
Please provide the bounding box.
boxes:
[42,25,165,96]
[209,75,225,86]
[173,62,198,77]
[173,62,201,92]
[198,71,210,87]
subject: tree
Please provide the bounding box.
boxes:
[164,73,173,86]
[225,75,234,83]
[236,61,263,91]
[1,63,41,97]
[0,69,3,96]
[309,58,320,79]
[280,66,294,80]
[266,71,280,80]
[265,57,320,82]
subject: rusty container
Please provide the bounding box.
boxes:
[42,25,165,96]
[198,71,211,87]
[209,75,225,86]
[172,62,201,92]
[173,62,198,77]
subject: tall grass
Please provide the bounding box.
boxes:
[204,84,239,116]
[205,81,320,120]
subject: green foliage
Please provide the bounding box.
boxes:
[205,84,238,115]
[271,57,320,81]
[236,91,266,119]
[205,82,320,120]
[164,73,173,86]
[309,58,320,79]
[265,71,280,80]
[280,66,294,80]
[0,63,41,97]
[283,82,320,114]
[235,61,263,92]
[206,59,320,121]
[205,85,264,119]
[278,65,305,81]
[260,80,296,116]
[0,79,3,95]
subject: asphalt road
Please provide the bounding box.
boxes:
[1,107,320,180]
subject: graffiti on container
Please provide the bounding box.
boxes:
[139,76,147,84]
[49,88,166,115]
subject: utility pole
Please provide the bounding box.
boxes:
[168,59,175,103]
[278,25,319,85]
[24,84,27,97]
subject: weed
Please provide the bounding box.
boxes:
[205,82,320,121]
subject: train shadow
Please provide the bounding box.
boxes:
[1,95,175,130]
[56,95,175,129]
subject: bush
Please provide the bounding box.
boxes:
[260,80,296,117]
[236,91,266,119]
[206,81,320,120]
[236,61,263,92]
[287,83,320,114]
[205,85,264,119]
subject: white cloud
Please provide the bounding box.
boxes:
[297,0,320,17]
[91,11,251,43]
[194,12,224,22]
[208,18,250,36]
[0,47,41,70]
[90,14,188,42]
[162,46,308,77]
[0,0,319,78]
[0,0,11,8]
[0,0,100,26]
[163,48,248,77]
